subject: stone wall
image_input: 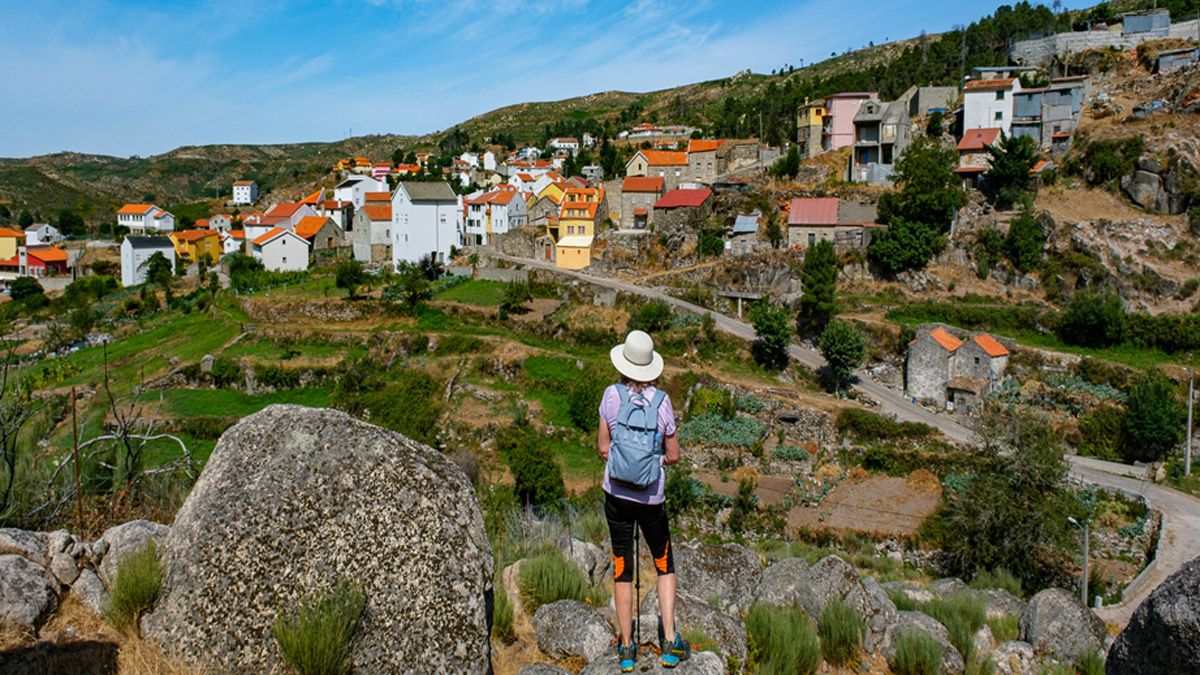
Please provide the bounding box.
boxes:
[1012,20,1200,66]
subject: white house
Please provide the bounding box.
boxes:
[25,224,63,246]
[117,204,175,235]
[963,77,1022,135]
[201,214,233,233]
[333,175,388,210]
[459,152,480,168]
[232,180,259,205]
[391,181,460,267]
[352,203,393,263]
[262,202,318,230]
[316,199,353,230]
[548,137,580,154]
[464,188,528,246]
[482,151,498,172]
[251,227,310,271]
[120,236,176,287]
[220,231,246,257]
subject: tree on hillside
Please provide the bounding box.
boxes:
[0,205,10,222]
[10,276,47,310]
[797,239,838,336]
[17,210,33,229]
[1004,206,1045,273]
[500,280,533,316]
[877,136,964,230]
[383,262,431,315]
[335,259,366,300]
[1057,290,1126,348]
[818,320,865,393]
[765,210,784,249]
[769,146,801,180]
[1120,369,1183,464]
[749,299,792,371]
[986,134,1039,209]
[867,217,944,276]
[55,209,86,237]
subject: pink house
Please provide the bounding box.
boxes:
[823,92,879,152]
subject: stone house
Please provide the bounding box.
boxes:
[652,188,713,235]
[905,327,1010,413]
[786,198,878,250]
[625,150,689,191]
[796,99,827,158]
[727,211,761,255]
[294,216,347,262]
[954,127,1001,189]
[352,204,392,263]
[620,176,664,229]
[687,139,723,185]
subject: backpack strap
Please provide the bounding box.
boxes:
[615,383,630,404]
[648,389,666,414]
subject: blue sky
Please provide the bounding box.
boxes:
[1,0,1069,158]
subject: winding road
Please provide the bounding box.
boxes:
[486,250,1200,624]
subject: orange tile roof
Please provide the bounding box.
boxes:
[929,327,963,352]
[194,218,210,229]
[117,203,153,215]
[0,227,25,238]
[972,334,1009,357]
[687,139,725,153]
[560,201,598,219]
[172,229,219,242]
[365,191,391,202]
[27,247,68,263]
[225,230,246,239]
[964,78,1015,91]
[266,202,303,218]
[252,227,290,246]
[300,189,324,205]
[957,128,1002,152]
[319,200,350,209]
[294,216,331,240]
[233,180,255,186]
[622,176,664,193]
[362,204,392,221]
[640,150,688,166]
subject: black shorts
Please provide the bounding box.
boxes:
[605,491,674,582]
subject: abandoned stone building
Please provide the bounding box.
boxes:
[905,327,1010,414]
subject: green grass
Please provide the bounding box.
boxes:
[434,279,509,306]
[1075,649,1105,675]
[891,629,942,675]
[970,568,1023,598]
[547,437,603,484]
[492,585,515,643]
[517,550,590,611]
[104,540,164,633]
[818,599,865,667]
[920,592,987,666]
[272,581,365,675]
[986,615,1020,643]
[745,603,821,675]
[223,339,360,362]
[158,387,333,418]
[887,589,918,612]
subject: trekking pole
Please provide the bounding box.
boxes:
[634,529,641,656]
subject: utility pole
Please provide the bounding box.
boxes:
[1069,516,1089,606]
[71,387,82,533]
[1187,369,1194,477]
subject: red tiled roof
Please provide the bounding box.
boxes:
[194,218,210,229]
[787,198,839,226]
[117,203,153,215]
[266,202,303,218]
[1030,159,1053,174]
[929,327,963,352]
[27,248,68,263]
[362,204,392,221]
[633,208,648,216]
[687,139,725,153]
[964,78,1015,91]
[654,188,713,209]
[972,334,1009,357]
[623,176,664,193]
[225,230,246,239]
[252,227,290,246]
[560,201,598,219]
[365,191,391,202]
[957,128,1002,151]
[319,200,350,210]
[294,216,331,240]
[233,180,255,186]
[300,189,324,205]
[0,227,25,238]
[171,229,219,242]
[639,150,688,166]
[954,166,989,174]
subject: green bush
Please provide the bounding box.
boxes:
[836,408,934,441]
[1120,368,1183,464]
[891,629,942,675]
[920,592,986,666]
[347,369,443,446]
[887,589,918,612]
[773,445,809,461]
[105,540,164,633]
[986,615,1020,643]
[1057,290,1126,348]
[272,581,366,675]
[745,603,821,675]
[818,599,865,666]
[969,568,1023,598]
[1075,649,1106,675]
[750,300,793,371]
[518,551,589,611]
[498,426,565,512]
[627,299,674,334]
[1078,136,1144,186]
[679,413,764,447]
[492,586,515,642]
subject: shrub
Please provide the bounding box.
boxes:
[745,603,821,675]
[518,551,589,611]
[1076,649,1105,675]
[868,217,944,275]
[679,413,764,447]
[836,408,934,441]
[969,568,1023,598]
[891,629,942,675]
[1078,136,1144,186]
[334,259,366,299]
[819,320,865,392]
[986,614,1020,642]
[500,428,565,512]
[272,581,365,675]
[500,280,533,314]
[887,589,917,612]
[773,445,808,461]
[1119,368,1183,464]
[818,599,865,666]
[492,586,515,642]
[1057,290,1126,348]
[750,299,793,371]
[105,540,164,633]
[698,229,725,257]
[347,369,443,446]
[627,299,674,334]
[920,591,986,666]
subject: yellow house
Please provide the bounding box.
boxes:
[169,229,222,263]
[0,228,24,262]
[558,201,598,239]
[555,235,593,270]
[537,181,566,205]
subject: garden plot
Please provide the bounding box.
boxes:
[787,471,942,537]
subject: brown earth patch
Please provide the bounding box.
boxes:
[787,472,942,537]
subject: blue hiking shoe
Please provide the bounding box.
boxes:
[660,632,691,668]
[618,643,636,672]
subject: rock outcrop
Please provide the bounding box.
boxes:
[1019,588,1105,662]
[532,600,613,663]
[0,555,59,628]
[880,610,964,675]
[641,588,748,665]
[754,557,809,606]
[95,519,169,586]
[1120,155,1193,215]
[675,542,761,614]
[1106,555,1200,675]
[142,405,493,674]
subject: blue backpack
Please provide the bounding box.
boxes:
[607,384,665,490]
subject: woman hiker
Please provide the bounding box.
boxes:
[598,330,691,672]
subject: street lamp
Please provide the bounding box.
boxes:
[1068,516,1090,606]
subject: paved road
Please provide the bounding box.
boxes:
[486,251,1199,623]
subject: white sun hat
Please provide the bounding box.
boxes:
[610,330,664,382]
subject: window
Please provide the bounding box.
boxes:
[975,357,980,365]
[994,111,1003,121]
[996,91,1005,100]
[282,257,288,264]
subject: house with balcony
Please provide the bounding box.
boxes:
[823,92,878,152]
[1010,77,1087,153]
[117,204,175,235]
[850,99,912,185]
[464,187,526,247]
[169,229,222,265]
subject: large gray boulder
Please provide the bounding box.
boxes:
[96,519,170,586]
[676,542,761,614]
[71,569,108,617]
[992,640,1036,675]
[142,405,493,674]
[0,554,59,628]
[532,600,612,663]
[560,538,611,586]
[519,665,572,675]
[1106,556,1200,675]
[978,587,1025,620]
[755,557,809,606]
[0,528,47,567]
[1019,588,1105,662]
[640,588,748,665]
[581,650,725,674]
[880,610,964,675]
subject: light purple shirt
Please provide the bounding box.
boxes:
[599,384,676,505]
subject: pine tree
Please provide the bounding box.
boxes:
[819,320,865,393]
[986,134,1039,209]
[797,239,838,336]
[1004,205,1045,273]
